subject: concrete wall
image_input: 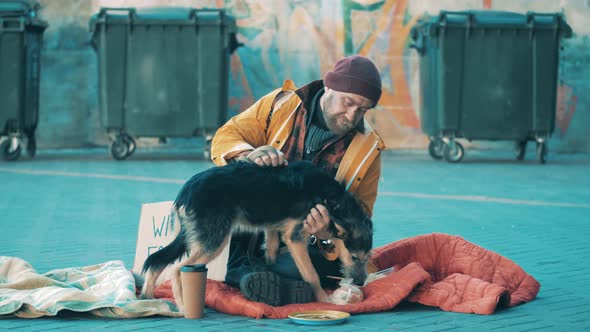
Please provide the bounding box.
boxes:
[31,0,590,152]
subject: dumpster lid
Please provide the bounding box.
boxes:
[133,6,198,21]
[0,0,40,17]
[442,11,527,25]
[439,10,569,28]
[90,7,233,31]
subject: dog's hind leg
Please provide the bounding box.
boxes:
[171,234,231,311]
[141,269,164,299]
[264,229,280,265]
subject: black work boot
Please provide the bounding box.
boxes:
[281,277,314,305]
[239,271,313,306]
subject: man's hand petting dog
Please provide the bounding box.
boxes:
[304,204,332,240]
[234,145,288,167]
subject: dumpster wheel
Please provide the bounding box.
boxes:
[110,137,129,160]
[536,142,547,164]
[203,135,213,160]
[428,138,444,160]
[1,139,22,162]
[121,134,136,157]
[443,141,464,163]
[27,136,36,158]
[515,140,527,161]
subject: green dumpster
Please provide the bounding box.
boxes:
[89,7,240,160]
[0,0,47,161]
[410,11,572,163]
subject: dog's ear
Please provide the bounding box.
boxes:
[324,194,346,213]
[323,198,340,210]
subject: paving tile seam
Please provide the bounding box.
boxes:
[479,313,529,323]
[430,326,462,332]
[509,319,553,327]
[518,325,556,332]
[552,304,589,312]
[559,309,590,317]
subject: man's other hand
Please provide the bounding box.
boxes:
[304,204,332,239]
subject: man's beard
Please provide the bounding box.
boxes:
[327,118,353,135]
[322,94,353,135]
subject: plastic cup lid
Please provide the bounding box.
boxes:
[181,264,208,272]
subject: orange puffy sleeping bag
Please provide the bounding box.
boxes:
[154,233,540,318]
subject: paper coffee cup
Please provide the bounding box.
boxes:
[180,264,208,319]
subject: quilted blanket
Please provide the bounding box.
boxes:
[155,233,541,318]
[0,257,181,318]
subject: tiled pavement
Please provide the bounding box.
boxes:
[0,146,589,331]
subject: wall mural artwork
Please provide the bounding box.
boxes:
[220,0,587,150]
[38,0,587,151]
[223,0,424,148]
[556,84,578,138]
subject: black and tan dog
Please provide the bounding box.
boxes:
[140,161,373,308]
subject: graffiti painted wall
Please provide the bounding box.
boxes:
[35,0,590,152]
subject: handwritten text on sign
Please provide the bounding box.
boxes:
[147,213,177,256]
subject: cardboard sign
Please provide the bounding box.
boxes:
[133,201,229,283]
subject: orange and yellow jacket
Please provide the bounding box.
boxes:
[211,80,385,217]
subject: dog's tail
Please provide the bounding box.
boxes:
[140,210,189,299]
[142,230,188,275]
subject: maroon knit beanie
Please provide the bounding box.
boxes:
[324,55,382,105]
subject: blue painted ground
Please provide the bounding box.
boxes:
[0,146,589,331]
